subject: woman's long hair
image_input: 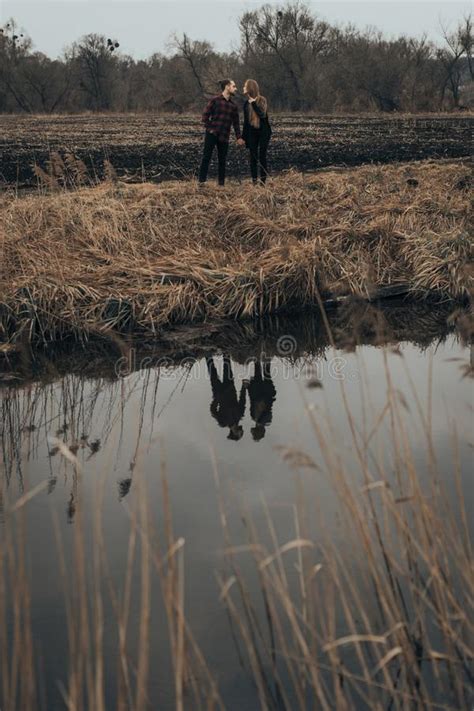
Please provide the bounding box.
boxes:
[245,79,268,129]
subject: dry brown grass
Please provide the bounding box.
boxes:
[0,160,472,345]
[0,476,223,711]
[217,429,474,710]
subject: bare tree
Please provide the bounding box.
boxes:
[21,52,75,112]
[73,34,119,111]
[0,19,34,112]
[0,4,472,114]
[172,33,212,95]
[239,2,333,109]
[458,15,474,80]
[438,15,473,107]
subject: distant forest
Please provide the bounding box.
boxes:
[1,3,472,114]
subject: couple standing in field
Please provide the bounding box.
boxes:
[198,78,272,186]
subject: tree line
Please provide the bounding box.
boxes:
[1,3,472,114]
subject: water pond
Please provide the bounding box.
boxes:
[1,300,472,710]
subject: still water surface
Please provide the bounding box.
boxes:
[1,303,472,709]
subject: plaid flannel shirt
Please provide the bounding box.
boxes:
[202,95,241,143]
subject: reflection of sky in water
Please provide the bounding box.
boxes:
[1,334,472,710]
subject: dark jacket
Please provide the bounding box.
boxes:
[242,99,272,146]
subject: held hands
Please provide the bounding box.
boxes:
[237,138,245,146]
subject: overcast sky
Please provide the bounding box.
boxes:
[2,1,471,59]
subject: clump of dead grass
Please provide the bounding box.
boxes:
[0,161,471,344]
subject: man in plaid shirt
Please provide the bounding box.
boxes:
[198,79,245,186]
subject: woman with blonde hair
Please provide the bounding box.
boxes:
[242,79,272,184]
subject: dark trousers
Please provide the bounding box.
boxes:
[199,132,229,185]
[247,129,270,183]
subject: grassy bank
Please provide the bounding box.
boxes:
[0,160,471,345]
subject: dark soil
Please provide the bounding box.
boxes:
[0,113,471,188]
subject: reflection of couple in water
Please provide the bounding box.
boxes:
[206,355,276,441]
[118,354,276,500]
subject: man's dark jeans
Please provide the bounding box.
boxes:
[198,131,229,185]
[247,128,270,183]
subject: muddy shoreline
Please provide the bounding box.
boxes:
[1,298,471,388]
